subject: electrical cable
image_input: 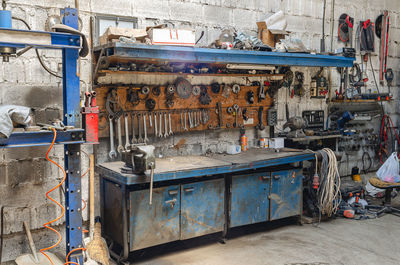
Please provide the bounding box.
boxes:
[40,128,66,265]
[378,114,400,164]
[362,152,372,173]
[12,17,63,78]
[0,206,4,264]
[65,247,86,265]
[316,148,342,218]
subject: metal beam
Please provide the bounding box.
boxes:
[0,28,81,50]
[0,129,84,148]
[100,43,355,68]
[62,7,83,264]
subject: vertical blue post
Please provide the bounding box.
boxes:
[62,8,83,263]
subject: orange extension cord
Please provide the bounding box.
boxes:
[40,128,66,265]
[65,247,86,265]
[41,128,90,264]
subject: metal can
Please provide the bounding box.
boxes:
[260,138,266,148]
[241,135,248,151]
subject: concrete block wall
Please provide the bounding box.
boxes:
[0,0,399,262]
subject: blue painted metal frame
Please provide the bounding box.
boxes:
[98,152,315,185]
[61,8,83,264]
[0,8,83,262]
[99,43,354,67]
[0,29,81,50]
[0,129,84,148]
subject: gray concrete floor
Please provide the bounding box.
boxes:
[132,215,400,265]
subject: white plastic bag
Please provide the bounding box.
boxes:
[376,152,400,183]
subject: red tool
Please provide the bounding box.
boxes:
[82,91,99,144]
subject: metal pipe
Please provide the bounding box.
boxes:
[321,0,326,52]
[330,0,335,52]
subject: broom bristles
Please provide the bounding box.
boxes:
[86,223,110,265]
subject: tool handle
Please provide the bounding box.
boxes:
[89,154,95,240]
[23,221,39,263]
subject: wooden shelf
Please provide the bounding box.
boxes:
[98,70,285,78]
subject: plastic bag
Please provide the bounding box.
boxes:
[376,152,400,183]
[365,181,384,197]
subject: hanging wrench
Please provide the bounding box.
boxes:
[164,112,168,137]
[196,110,200,127]
[143,112,148,143]
[137,113,143,143]
[149,112,153,127]
[131,112,137,144]
[154,112,158,137]
[188,111,194,128]
[116,116,124,153]
[184,111,188,131]
[158,112,163,138]
[168,112,173,135]
[233,104,239,128]
[124,114,130,150]
[108,116,117,159]
[181,111,184,131]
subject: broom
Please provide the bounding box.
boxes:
[85,154,110,265]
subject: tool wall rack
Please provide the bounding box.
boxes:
[96,84,275,139]
[93,43,354,142]
[0,8,84,264]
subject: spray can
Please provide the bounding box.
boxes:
[260,138,266,148]
[241,134,248,151]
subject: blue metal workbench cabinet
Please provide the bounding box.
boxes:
[97,150,315,260]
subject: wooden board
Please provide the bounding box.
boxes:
[97,84,273,138]
[98,70,285,78]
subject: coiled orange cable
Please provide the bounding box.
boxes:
[40,128,66,265]
[65,247,86,265]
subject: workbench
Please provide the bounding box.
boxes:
[97,148,314,259]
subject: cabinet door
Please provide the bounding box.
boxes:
[230,173,270,227]
[270,169,302,221]
[129,185,180,251]
[181,179,225,240]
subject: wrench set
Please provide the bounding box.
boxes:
[108,109,211,156]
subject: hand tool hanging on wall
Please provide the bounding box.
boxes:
[131,112,137,144]
[256,106,265,130]
[338,14,354,45]
[82,91,99,144]
[165,85,175,108]
[376,11,390,82]
[385,68,394,93]
[293,72,304,97]
[108,115,117,159]
[358,19,375,53]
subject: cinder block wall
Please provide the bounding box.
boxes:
[0,0,399,261]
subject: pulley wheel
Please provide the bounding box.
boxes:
[175,77,192,99]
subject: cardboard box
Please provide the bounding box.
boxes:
[148,28,195,46]
[256,21,288,48]
[99,27,147,45]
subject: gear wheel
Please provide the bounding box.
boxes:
[199,91,212,105]
[175,77,193,99]
[145,98,156,110]
[192,85,201,96]
[211,82,221,94]
[232,84,241,94]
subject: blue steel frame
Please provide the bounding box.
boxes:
[0,8,83,263]
[0,129,84,148]
[97,43,355,68]
[61,8,83,264]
